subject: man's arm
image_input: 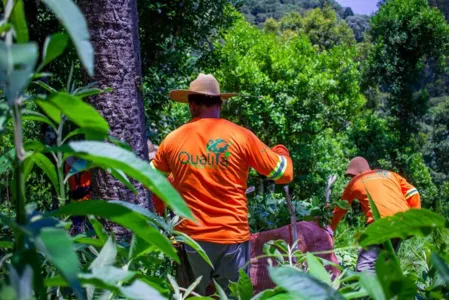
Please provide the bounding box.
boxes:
[246,132,293,184]
[330,186,355,231]
[393,173,421,208]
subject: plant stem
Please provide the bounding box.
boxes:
[12,103,26,250]
[56,117,66,208]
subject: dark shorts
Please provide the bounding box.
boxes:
[185,241,250,296]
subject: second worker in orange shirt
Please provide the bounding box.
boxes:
[330,156,421,272]
[151,74,294,295]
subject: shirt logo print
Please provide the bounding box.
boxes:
[178,139,232,168]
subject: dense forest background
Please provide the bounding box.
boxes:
[1,0,449,219]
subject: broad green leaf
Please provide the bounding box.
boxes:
[129,235,155,260]
[359,272,386,300]
[268,265,343,299]
[263,240,287,263]
[37,93,109,135]
[9,0,28,43]
[109,200,171,232]
[35,98,61,123]
[229,269,253,300]
[22,109,57,129]
[0,41,38,103]
[51,200,179,262]
[74,87,111,98]
[58,141,193,220]
[306,252,331,284]
[41,0,94,76]
[32,153,59,194]
[431,253,449,284]
[88,216,108,243]
[375,251,416,299]
[34,227,84,299]
[174,231,213,268]
[89,237,117,270]
[359,209,448,247]
[39,33,69,71]
[0,240,13,248]
[73,236,104,248]
[213,279,229,300]
[119,280,165,300]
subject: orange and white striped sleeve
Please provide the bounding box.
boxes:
[393,173,421,209]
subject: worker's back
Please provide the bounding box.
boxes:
[152,117,293,243]
[343,170,410,223]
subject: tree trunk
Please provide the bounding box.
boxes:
[79,0,151,232]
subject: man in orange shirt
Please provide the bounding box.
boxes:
[330,157,421,272]
[151,74,293,295]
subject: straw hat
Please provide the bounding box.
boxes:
[345,156,371,176]
[169,73,237,103]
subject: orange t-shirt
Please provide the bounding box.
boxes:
[330,170,421,230]
[151,118,294,243]
[65,160,92,201]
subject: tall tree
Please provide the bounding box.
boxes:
[366,0,449,148]
[79,1,151,217]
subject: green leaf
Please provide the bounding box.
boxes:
[431,253,449,284]
[306,252,331,284]
[119,280,165,300]
[33,80,57,93]
[63,128,89,143]
[51,200,179,262]
[366,187,381,221]
[34,227,84,299]
[0,41,38,103]
[9,0,29,43]
[38,33,69,71]
[105,167,137,195]
[268,265,343,299]
[74,87,110,98]
[184,276,203,299]
[0,22,12,35]
[22,109,57,129]
[37,92,109,135]
[0,102,10,134]
[174,231,213,268]
[213,279,229,300]
[88,216,108,243]
[0,240,13,248]
[251,287,289,300]
[359,209,448,247]
[89,237,117,270]
[263,240,287,263]
[375,251,416,299]
[23,154,35,181]
[359,272,386,300]
[57,141,193,220]
[41,0,94,76]
[229,269,253,300]
[31,153,59,194]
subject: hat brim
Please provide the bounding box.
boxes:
[169,90,238,103]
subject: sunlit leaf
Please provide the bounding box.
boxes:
[34,227,84,299]
[31,153,59,194]
[268,265,343,299]
[359,272,386,300]
[22,109,57,129]
[359,209,448,247]
[229,269,253,300]
[174,231,213,268]
[89,237,117,270]
[56,141,193,220]
[119,280,165,300]
[41,0,94,76]
[39,33,69,71]
[51,200,179,262]
[306,252,331,284]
